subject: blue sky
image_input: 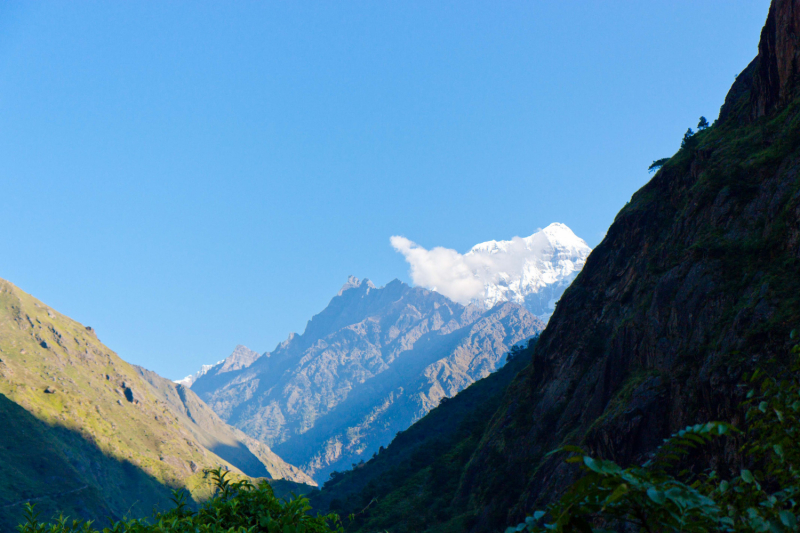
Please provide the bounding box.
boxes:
[0,1,770,379]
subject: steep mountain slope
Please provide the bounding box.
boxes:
[454,1,800,530]
[307,339,536,533]
[191,278,543,481]
[0,278,308,530]
[135,366,315,485]
[302,2,800,531]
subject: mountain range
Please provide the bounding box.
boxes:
[8,0,795,530]
[189,278,544,481]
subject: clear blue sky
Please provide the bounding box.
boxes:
[0,1,770,379]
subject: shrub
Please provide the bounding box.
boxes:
[509,335,800,533]
[19,469,343,533]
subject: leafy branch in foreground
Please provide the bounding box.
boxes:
[18,468,343,533]
[508,337,800,533]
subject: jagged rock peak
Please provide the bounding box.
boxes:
[337,275,376,296]
[218,345,262,373]
[466,222,592,321]
[722,0,800,123]
[177,345,263,386]
[752,0,800,118]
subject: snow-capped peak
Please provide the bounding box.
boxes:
[466,223,591,319]
[174,361,221,387]
[392,223,592,321]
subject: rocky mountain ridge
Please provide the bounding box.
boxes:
[191,277,543,481]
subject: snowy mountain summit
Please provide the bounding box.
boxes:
[391,223,591,322]
[468,223,591,320]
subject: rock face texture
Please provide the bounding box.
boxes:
[452,1,800,530]
[191,278,543,481]
[752,0,800,118]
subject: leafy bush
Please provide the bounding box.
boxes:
[509,337,800,533]
[18,469,342,533]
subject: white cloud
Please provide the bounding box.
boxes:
[389,236,486,305]
[391,224,592,312]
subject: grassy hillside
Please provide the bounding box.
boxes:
[307,339,536,532]
[0,278,306,530]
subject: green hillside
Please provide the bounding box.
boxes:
[0,278,308,531]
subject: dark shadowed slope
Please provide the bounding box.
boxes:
[0,393,174,532]
[458,0,800,530]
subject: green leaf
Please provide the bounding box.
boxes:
[647,488,666,505]
[773,444,784,456]
[533,511,545,521]
[583,456,602,473]
[780,511,796,528]
[741,469,755,483]
[604,484,628,506]
[719,480,729,493]
[759,401,768,413]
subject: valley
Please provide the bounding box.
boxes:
[6,1,799,532]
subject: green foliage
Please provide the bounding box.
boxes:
[698,116,710,130]
[681,127,696,149]
[510,340,800,533]
[648,158,670,173]
[18,469,342,533]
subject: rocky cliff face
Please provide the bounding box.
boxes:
[452,1,800,530]
[752,0,800,119]
[191,278,543,481]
